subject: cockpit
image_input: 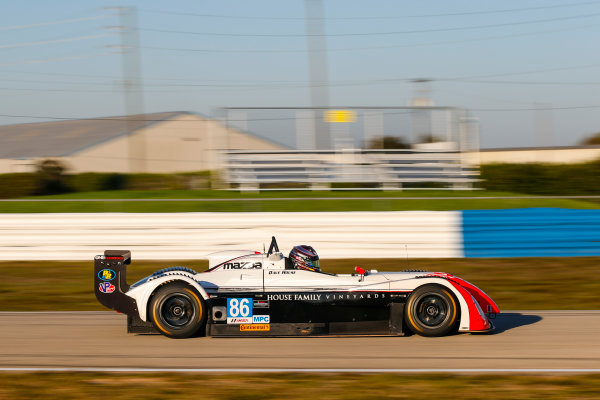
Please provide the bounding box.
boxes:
[266,236,329,274]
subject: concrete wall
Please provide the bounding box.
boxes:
[469,147,600,164]
[0,212,462,260]
[2,209,598,261]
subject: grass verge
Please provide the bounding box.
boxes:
[1,189,599,213]
[0,373,599,399]
[1,257,599,311]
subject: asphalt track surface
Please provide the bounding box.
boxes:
[1,311,599,372]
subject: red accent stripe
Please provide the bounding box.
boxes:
[426,273,500,314]
[446,280,490,331]
[447,276,500,314]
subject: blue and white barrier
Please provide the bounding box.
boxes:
[462,208,600,257]
[0,209,598,260]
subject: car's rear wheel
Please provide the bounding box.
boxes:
[149,282,206,339]
[404,284,459,337]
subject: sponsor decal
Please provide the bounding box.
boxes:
[267,294,293,301]
[268,270,295,275]
[322,293,386,300]
[253,299,270,308]
[223,262,262,270]
[98,269,116,281]
[227,298,253,318]
[240,324,270,332]
[266,293,323,301]
[266,293,388,302]
[252,315,270,324]
[98,282,115,294]
[227,317,252,324]
[295,294,321,301]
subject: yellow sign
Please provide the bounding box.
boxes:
[240,324,270,332]
[324,110,356,123]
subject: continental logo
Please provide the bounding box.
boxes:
[240,324,270,332]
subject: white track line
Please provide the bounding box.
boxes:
[1,367,600,373]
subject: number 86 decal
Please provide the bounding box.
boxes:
[227,298,253,317]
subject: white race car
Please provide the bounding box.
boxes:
[94,237,499,338]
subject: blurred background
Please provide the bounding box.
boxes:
[1,0,600,179]
[1,0,600,260]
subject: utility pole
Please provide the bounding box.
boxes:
[106,6,146,173]
[305,0,331,149]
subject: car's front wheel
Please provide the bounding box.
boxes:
[149,282,206,339]
[404,284,459,337]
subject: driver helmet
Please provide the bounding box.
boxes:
[289,245,320,272]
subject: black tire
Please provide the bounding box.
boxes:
[149,282,206,339]
[404,284,459,337]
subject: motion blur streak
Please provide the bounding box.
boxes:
[1,311,598,370]
[0,211,463,260]
[1,368,600,374]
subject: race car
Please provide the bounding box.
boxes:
[94,237,499,339]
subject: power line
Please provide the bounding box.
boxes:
[0,87,129,93]
[0,52,114,67]
[2,105,600,125]
[472,105,600,112]
[1,17,586,56]
[138,12,600,37]
[0,78,114,86]
[0,33,115,50]
[0,15,110,31]
[0,77,313,86]
[140,1,600,21]
[2,60,600,89]
[0,69,117,80]
[0,114,191,122]
[4,73,600,90]
[1,52,597,84]
[442,63,600,81]
[0,79,404,91]
[140,23,600,54]
[1,57,598,89]
[450,79,600,86]
[0,18,585,58]
[0,111,414,124]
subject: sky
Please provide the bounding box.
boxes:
[1,0,600,149]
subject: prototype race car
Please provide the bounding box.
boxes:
[94,237,499,339]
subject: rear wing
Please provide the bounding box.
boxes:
[94,250,138,316]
